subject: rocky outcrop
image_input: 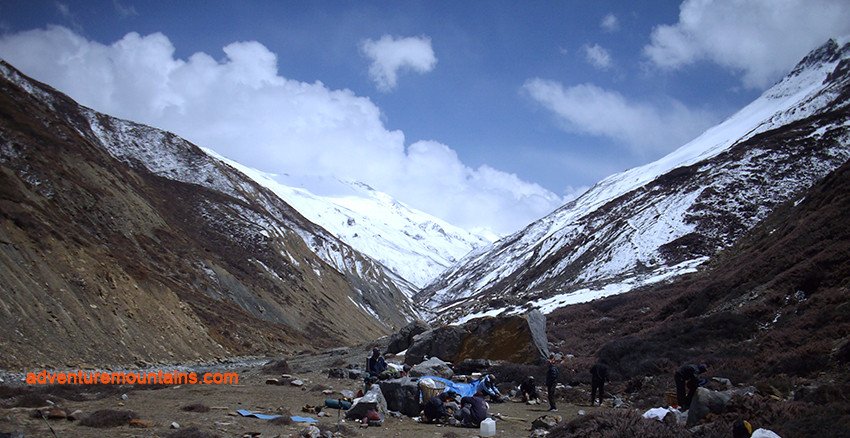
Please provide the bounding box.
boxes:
[409,357,454,379]
[404,311,550,365]
[386,320,430,354]
[378,377,422,417]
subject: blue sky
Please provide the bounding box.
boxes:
[2,1,849,234]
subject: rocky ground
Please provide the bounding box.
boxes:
[0,354,606,438]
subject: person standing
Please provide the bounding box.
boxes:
[674,363,707,410]
[589,362,609,406]
[546,354,560,411]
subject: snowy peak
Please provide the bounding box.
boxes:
[419,38,850,324]
[206,154,492,291]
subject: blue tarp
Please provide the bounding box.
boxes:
[420,376,484,398]
[236,409,318,424]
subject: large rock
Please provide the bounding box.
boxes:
[345,384,388,420]
[404,310,550,366]
[409,357,454,379]
[686,386,755,426]
[386,320,430,354]
[378,377,422,417]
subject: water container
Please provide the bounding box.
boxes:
[479,417,496,437]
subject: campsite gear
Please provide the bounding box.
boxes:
[479,417,496,437]
[419,378,447,401]
[324,399,352,410]
[236,409,318,424]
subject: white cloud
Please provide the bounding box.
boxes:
[601,14,619,32]
[583,44,613,70]
[0,26,560,235]
[359,34,437,92]
[644,0,850,88]
[523,78,720,154]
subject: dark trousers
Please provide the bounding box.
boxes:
[547,382,557,410]
[590,377,604,405]
[674,371,697,410]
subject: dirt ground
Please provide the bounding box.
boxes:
[0,360,607,438]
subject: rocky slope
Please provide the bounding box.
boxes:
[419,38,850,324]
[0,61,418,370]
[546,157,850,437]
[208,156,492,292]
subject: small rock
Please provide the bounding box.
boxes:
[170,421,180,429]
[117,402,125,406]
[45,400,55,406]
[290,379,304,387]
[281,374,293,379]
[68,409,84,421]
[300,425,321,438]
[322,389,334,395]
[265,378,281,385]
[121,393,129,400]
[241,433,261,438]
[128,418,154,428]
[578,410,586,416]
[45,408,66,420]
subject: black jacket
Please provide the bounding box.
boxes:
[423,395,448,421]
[590,363,609,382]
[461,395,488,425]
[546,363,560,386]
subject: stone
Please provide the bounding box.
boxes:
[170,421,180,429]
[452,358,492,375]
[347,369,363,380]
[128,418,154,428]
[300,424,321,438]
[531,414,561,430]
[290,379,304,386]
[265,378,281,385]
[346,384,388,420]
[121,393,129,400]
[378,377,422,417]
[404,310,550,366]
[327,368,346,379]
[409,357,454,379]
[67,409,84,421]
[686,387,732,426]
[386,320,430,354]
[45,408,66,420]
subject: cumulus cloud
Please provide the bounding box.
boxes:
[583,44,613,70]
[360,34,437,92]
[0,26,560,234]
[644,0,850,88]
[523,78,720,154]
[601,14,619,32]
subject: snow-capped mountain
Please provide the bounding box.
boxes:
[203,155,492,292]
[418,37,850,324]
[0,60,419,368]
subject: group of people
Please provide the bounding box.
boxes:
[369,345,710,429]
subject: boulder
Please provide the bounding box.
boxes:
[409,357,454,379]
[327,368,346,379]
[378,377,422,417]
[386,320,430,354]
[531,414,562,430]
[686,386,755,426]
[345,384,388,420]
[452,358,492,375]
[404,310,550,366]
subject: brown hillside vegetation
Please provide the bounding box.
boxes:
[0,62,412,370]
[547,159,850,436]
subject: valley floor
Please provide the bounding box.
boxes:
[0,360,603,437]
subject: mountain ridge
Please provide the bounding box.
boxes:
[419,38,850,324]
